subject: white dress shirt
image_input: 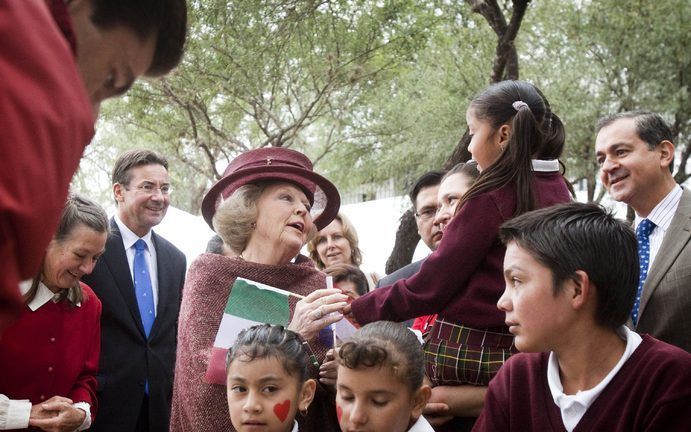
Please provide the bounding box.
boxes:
[114,215,159,313]
[0,282,91,431]
[634,185,683,270]
[547,326,643,432]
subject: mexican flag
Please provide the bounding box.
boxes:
[205,278,297,385]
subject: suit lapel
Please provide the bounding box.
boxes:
[104,219,147,338]
[640,188,691,315]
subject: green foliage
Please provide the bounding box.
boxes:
[77,0,691,212]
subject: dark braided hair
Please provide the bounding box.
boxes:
[226,324,312,382]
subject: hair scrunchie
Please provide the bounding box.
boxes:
[512,100,529,112]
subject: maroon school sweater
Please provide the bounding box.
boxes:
[352,172,571,330]
[473,335,691,431]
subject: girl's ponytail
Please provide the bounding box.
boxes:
[458,80,555,216]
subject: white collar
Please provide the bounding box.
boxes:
[531,159,560,172]
[291,420,299,432]
[408,415,435,432]
[547,326,642,431]
[114,214,154,251]
[20,280,81,311]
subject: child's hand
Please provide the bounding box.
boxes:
[319,348,338,390]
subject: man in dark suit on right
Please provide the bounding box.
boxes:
[377,170,445,287]
[596,110,691,352]
[83,150,186,431]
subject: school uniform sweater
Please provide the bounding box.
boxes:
[473,335,691,431]
[352,172,572,330]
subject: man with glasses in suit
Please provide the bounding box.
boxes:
[83,149,186,431]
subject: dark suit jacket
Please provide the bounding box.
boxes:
[375,259,425,288]
[83,219,186,431]
[636,187,691,352]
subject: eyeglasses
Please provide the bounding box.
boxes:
[124,183,173,196]
[414,208,437,221]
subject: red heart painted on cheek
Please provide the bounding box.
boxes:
[273,399,291,423]
[336,405,342,422]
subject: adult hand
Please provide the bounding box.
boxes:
[288,288,348,342]
[429,384,487,418]
[423,402,453,427]
[28,396,86,432]
[30,399,60,421]
[319,348,338,390]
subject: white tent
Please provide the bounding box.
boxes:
[152,199,429,274]
[154,193,626,275]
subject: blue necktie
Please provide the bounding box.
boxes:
[134,239,155,338]
[631,219,655,326]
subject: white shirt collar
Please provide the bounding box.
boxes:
[634,184,683,231]
[531,159,560,172]
[114,214,154,251]
[20,280,81,311]
[547,326,642,432]
[408,415,435,432]
[291,420,299,432]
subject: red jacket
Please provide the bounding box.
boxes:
[0,0,94,331]
[352,172,572,330]
[0,283,101,423]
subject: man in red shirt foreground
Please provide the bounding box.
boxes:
[0,0,187,332]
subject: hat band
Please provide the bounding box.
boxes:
[235,157,310,170]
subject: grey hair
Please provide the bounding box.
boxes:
[27,194,109,305]
[213,183,266,254]
[213,180,318,254]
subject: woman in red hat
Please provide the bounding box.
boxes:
[170,147,344,432]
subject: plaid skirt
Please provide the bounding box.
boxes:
[423,318,516,386]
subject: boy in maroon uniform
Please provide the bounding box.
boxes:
[474,202,691,432]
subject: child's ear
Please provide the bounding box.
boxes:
[569,270,591,311]
[298,379,317,413]
[410,385,432,421]
[498,123,511,147]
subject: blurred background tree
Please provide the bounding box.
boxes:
[75,0,690,270]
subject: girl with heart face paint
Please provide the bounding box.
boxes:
[226,325,317,432]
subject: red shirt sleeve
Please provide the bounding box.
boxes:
[0,0,94,331]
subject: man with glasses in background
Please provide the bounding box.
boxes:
[376,170,446,288]
[83,149,186,432]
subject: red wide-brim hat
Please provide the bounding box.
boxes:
[201,147,340,231]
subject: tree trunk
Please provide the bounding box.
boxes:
[384,0,531,272]
[384,209,420,274]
